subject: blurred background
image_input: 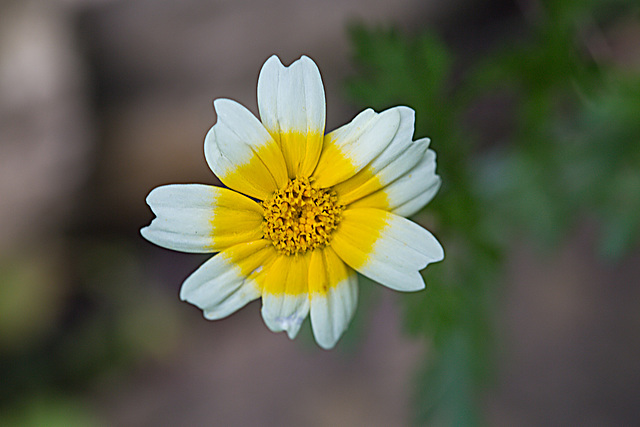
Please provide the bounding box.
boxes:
[1,0,639,425]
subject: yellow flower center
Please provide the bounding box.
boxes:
[262,177,343,256]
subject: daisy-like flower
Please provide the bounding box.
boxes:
[141,55,444,349]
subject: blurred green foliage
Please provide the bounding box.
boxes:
[347,0,639,425]
[0,241,182,425]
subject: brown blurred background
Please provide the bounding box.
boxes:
[1,0,639,425]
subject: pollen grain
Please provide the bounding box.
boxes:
[262,177,343,256]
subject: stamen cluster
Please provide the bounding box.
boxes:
[262,177,343,255]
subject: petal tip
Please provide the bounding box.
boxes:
[299,54,320,69]
[259,55,285,78]
[265,54,283,66]
[145,186,162,207]
[433,240,445,263]
[316,337,338,350]
[203,310,223,320]
[139,225,151,240]
[212,97,234,113]
[406,274,427,292]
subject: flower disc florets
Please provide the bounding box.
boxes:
[262,177,343,255]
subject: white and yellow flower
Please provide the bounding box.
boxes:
[141,55,444,349]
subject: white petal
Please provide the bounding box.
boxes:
[141,184,263,253]
[332,107,430,205]
[349,149,441,216]
[257,55,325,177]
[312,107,401,188]
[179,240,275,320]
[363,107,418,175]
[392,178,441,217]
[331,208,444,292]
[204,98,288,200]
[260,253,311,339]
[309,248,358,350]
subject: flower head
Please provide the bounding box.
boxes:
[141,55,444,349]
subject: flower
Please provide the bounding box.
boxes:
[141,55,444,349]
